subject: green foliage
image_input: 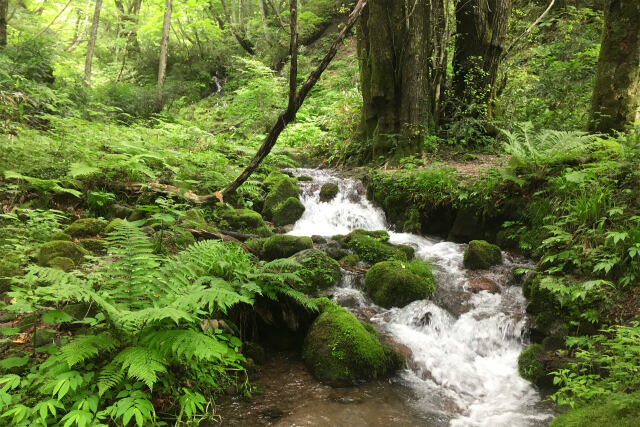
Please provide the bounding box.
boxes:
[364,260,436,308]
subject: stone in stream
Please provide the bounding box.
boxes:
[364,260,436,309]
[290,249,341,294]
[343,229,413,264]
[467,277,500,294]
[262,235,313,260]
[319,183,339,202]
[302,299,403,385]
[218,207,273,236]
[462,240,502,270]
[262,172,305,226]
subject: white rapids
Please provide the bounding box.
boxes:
[288,168,554,427]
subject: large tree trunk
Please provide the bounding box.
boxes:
[0,0,8,47]
[357,0,430,159]
[589,0,640,133]
[451,0,511,119]
[84,0,104,87]
[157,0,172,90]
[258,0,271,43]
[428,0,451,130]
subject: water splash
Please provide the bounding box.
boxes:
[288,169,553,426]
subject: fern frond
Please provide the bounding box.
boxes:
[59,333,118,367]
[142,329,235,363]
[113,347,166,390]
[97,360,125,396]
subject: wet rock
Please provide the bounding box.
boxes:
[462,240,502,270]
[262,235,313,260]
[467,277,500,294]
[381,335,413,363]
[219,208,272,236]
[339,254,359,266]
[448,207,483,243]
[302,299,402,384]
[321,240,350,260]
[517,344,554,389]
[290,249,341,294]
[319,183,339,202]
[364,260,436,309]
[298,175,313,182]
[263,173,302,221]
[64,218,108,238]
[272,197,305,226]
[414,311,432,327]
[344,229,410,264]
[311,235,326,244]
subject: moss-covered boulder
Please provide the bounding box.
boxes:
[219,208,273,236]
[262,174,302,223]
[302,299,402,384]
[298,175,313,182]
[550,392,640,427]
[340,254,359,266]
[344,229,410,264]
[272,197,305,226]
[291,249,341,294]
[263,171,290,190]
[48,257,75,272]
[365,260,436,308]
[517,344,550,388]
[462,240,502,270]
[104,218,124,234]
[64,218,107,238]
[262,235,313,260]
[79,238,107,254]
[0,254,23,292]
[244,237,267,257]
[38,241,89,267]
[319,183,339,202]
[50,232,72,241]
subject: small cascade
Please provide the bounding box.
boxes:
[287,168,553,427]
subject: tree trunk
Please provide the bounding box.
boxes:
[84,0,103,87]
[157,0,172,90]
[258,0,271,43]
[451,0,511,118]
[357,0,430,159]
[589,0,640,133]
[0,0,8,47]
[428,0,451,130]
[220,0,255,54]
[216,0,368,201]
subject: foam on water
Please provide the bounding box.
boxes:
[287,168,553,426]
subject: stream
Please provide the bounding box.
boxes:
[217,169,554,426]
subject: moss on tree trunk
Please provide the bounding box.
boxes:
[589,0,640,134]
[357,0,430,160]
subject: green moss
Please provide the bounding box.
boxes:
[0,254,23,292]
[263,175,301,220]
[302,300,401,384]
[522,273,557,315]
[272,197,305,226]
[174,229,196,250]
[219,208,270,234]
[462,240,502,270]
[79,238,107,254]
[291,249,341,294]
[255,225,274,237]
[64,218,108,238]
[365,260,436,308]
[48,257,75,272]
[340,254,359,266]
[298,175,313,182]
[104,218,124,234]
[262,235,313,260]
[517,344,547,386]
[50,232,72,241]
[550,392,640,427]
[38,241,89,266]
[245,237,267,256]
[344,229,407,264]
[263,171,290,190]
[319,183,339,201]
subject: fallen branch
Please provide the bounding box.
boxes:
[339,263,368,274]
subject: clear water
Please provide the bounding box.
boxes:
[287,168,554,427]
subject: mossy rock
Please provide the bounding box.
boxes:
[181,209,208,227]
[0,254,23,293]
[79,238,107,254]
[550,392,640,427]
[263,171,290,190]
[517,344,549,387]
[302,299,402,384]
[219,208,271,235]
[522,273,557,315]
[344,229,408,264]
[262,235,313,260]
[38,241,89,267]
[340,254,359,266]
[245,238,267,257]
[173,229,196,250]
[243,341,266,365]
[50,232,72,241]
[263,175,300,220]
[48,257,75,272]
[104,218,124,234]
[462,240,502,270]
[365,260,436,308]
[272,197,305,226]
[298,175,313,182]
[319,183,339,202]
[291,249,341,294]
[64,218,108,238]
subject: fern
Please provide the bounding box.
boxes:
[113,347,167,390]
[59,333,118,368]
[142,329,237,362]
[97,361,125,396]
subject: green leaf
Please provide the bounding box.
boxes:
[42,309,74,324]
[0,357,29,370]
[68,163,100,178]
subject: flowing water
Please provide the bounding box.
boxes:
[218,169,554,426]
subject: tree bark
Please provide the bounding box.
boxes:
[589,0,640,134]
[216,0,368,201]
[157,0,172,90]
[0,0,8,47]
[357,0,430,159]
[258,0,271,43]
[451,0,511,119]
[84,0,104,87]
[428,0,451,130]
